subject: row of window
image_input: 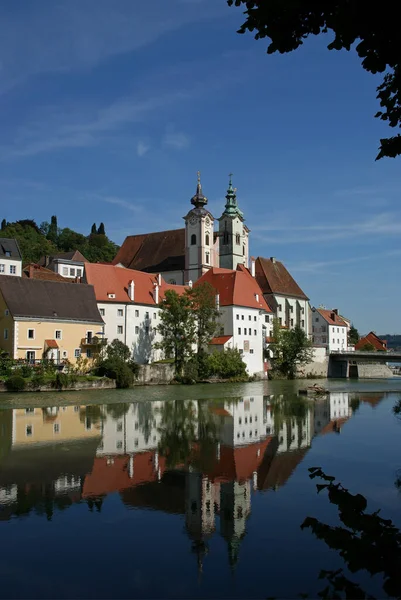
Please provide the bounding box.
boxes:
[238,415,258,425]
[238,328,258,336]
[190,233,244,247]
[25,328,63,340]
[0,264,16,274]
[278,304,305,314]
[62,267,83,278]
[237,314,259,322]
[237,429,258,439]
[117,325,151,335]
[100,308,157,319]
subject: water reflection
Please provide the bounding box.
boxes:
[0,392,387,549]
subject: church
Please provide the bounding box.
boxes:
[113,173,249,284]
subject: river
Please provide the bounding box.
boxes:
[1,378,401,599]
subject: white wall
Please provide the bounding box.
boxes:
[330,392,351,419]
[0,258,21,277]
[219,395,266,446]
[56,262,84,279]
[98,301,164,364]
[217,305,266,375]
[274,295,309,335]
[312,311,348,352]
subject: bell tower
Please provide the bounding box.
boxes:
[218,175,249,270]
[184,172,216,283]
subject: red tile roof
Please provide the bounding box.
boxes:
[205,439,274,484]
[22,263,70,282]
[355,332,387,351]
[255,257,309,300]
[113,228,185,273]
[317,309,348,327]
[320,417,349,435]
[209,335,233,345]
[84,263,186,305]
[196,266,271,312]
[45,339,59,348]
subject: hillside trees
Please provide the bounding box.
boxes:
[227,0,401,159]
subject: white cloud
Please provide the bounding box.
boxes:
[136,141,150,157]
[287,249,401,274]
[162,128,190,150]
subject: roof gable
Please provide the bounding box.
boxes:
[255,257,309,300]
[0,238,22,261]
[355,332,387,351]
[0,276,102,323]
[196,266,271,312]
[113,229,185,273]
[316,309,348,327]
[22,263,69,282]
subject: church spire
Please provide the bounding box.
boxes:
[191,171,208,209]
[222,173,243,218]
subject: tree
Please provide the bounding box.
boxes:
[97,222,105,235]
[348,323,360,345]
[188,282,220,353]
[155,289,196,375]
[104,339,131,362]
[47,215,58,243]
[227,0,401,160]
[271,323,314,378]
[1,218,6,230]
[91,223,97,235]
[359,341,376,352]
[206,348,247,379]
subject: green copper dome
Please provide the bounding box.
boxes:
[222,175,244,219]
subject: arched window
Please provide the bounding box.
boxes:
[205,253,210,264]
[191,234,196,245]
[236,233,241,245]
[205,233,210,246]
[223,232,229,245]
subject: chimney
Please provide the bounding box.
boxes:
[250,256,256,277]
[128,280,135,301]
[270,257,276,264]
[29,264,35,278]
[157,273,162,286]
[45,255,50,267]
[216,293,220,311]
[188,280,193,289]
[331,312,335,321]
[153,282,159,304]
[332,308,338,315]
[255,293,259,303]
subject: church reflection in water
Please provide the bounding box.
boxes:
[0,391,382,569]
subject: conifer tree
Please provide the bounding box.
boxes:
[97,222,105,235]
[91,223,97,235]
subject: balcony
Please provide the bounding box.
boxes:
[81,336,107,346]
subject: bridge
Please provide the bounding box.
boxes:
[328,351,401,378]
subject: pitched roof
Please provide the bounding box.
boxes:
[209,335,233,345]
[112,228,185,273]
[196,266,271,312]
[316,309,348,327]
[255,256,309,300]
[22,263,70,282]
[45,339,59,348]
[85,263,186,305]
[38,250,88,267]
[0,238,22,261]
[355,331,387,351]
[0,276,103,323]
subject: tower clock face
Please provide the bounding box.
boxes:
[205,217,211,227]
[190,216,197,226]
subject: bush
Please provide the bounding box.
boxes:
[31,373,46,389]
[51,372,78,390]
[205,348,247,379]
[5,375,26,392]
[95,354,138,388]
[19,364,33,378]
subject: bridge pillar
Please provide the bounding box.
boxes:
[328,357,348,378]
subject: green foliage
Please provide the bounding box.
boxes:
[18,364,33,378]
[302,467,401,598]
[5,375,26,392]
[348,324,360,345]
[228,0,401,160]
[359,342,376,352]
[155,289,196,374]
[0,353,13,377]
[106,403,130,420]
[105,339,131,362]
[1,218,6,230]
[51,372,78,390]
[31,373,46,389]
[0,217,119,264]
[91,223,97,234]
[271,323,313,379]
[188,282,220,352]
[205,348,248,379]
[95,340,138,388]
[97,222,105,235]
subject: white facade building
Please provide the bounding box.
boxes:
[197,266,271,376]
[39,250,88,280]
[312,307,349,353]
[84,264,186,364]
[0,238,22,277]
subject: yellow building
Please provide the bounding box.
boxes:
[0,276,104,364]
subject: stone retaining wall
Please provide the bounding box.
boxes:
[0,378,116,393]
[133,363,175,385]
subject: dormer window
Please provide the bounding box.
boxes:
[108,293,116,299]
[191,234,196,245]
[5,251,11,257]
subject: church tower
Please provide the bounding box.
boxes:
[218,176,249,270]
[184,172,216,283]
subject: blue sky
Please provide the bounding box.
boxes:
[0,0,400,333]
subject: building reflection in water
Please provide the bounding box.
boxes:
[0,391,386,568]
